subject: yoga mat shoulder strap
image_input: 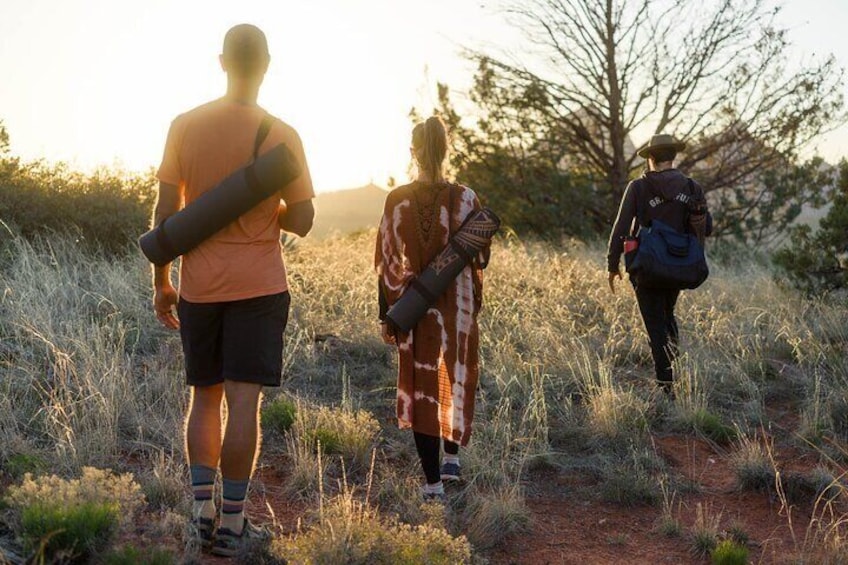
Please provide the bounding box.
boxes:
[253,114,275,160]
[246,114,276,195]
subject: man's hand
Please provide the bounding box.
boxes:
[608,270,622,294]
[380,322,396,345]
[154,284,180,330]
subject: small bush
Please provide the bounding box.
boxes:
[782,469,839,505]
[275,493,472,564]
[21,501,117,559]
[730,435,774,491]
[0,157,155,254]
[600,448,664,506]
[711,540,749,565]
[464,484,532,550]
[263,396,298,435]
[691,409,737,444]
[691,502,721,557]
[293,404,380,469]
[4,467,144,560]
[586,386,648,442]
[2,453,46,479]
[727,521,749,545]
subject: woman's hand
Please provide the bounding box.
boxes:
[380,322,397,345]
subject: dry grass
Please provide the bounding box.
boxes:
[2,230,848,560]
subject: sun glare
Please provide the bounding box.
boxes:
[0,0,844,189]
[0,0,503,191]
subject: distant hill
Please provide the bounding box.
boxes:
[310,183,389,239]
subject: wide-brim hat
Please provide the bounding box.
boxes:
[637,134,686,158]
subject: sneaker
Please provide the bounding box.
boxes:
[210,518,271,557]
[440,462,461,482]
[657,380,675,400]
[188,516,216,550]
[422,490,447,503]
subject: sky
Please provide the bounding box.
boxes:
[0,0,846,192]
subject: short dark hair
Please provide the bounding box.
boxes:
[648,148,677,163]
[222,24,269,77]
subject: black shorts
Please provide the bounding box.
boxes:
[177,291,291,387]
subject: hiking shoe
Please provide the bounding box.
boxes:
[422,490,447,503]
[657,380,675,400]
[210,518,271,557]
[188,516,216,550]
[440,462,461,482]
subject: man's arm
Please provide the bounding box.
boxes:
[152,181,181,329]
[607,181,639,272]
[278,199,314,237]
[606,181,639,293]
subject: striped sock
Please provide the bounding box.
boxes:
[190,464,217,520]
[220,478,250,534]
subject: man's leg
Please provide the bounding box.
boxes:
[186,384,224,521]
[219,380,263,534]
[216,291,289,536]
[635,285,673,388]
[178,297,225,524]
[664,290,681,371]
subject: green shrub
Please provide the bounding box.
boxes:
[21,501,118,559]
[263,396,298,435]
[0,155,155,254]
[2,453,46,479]
[773,159,848,294]
[711,540,749,564]
[4,467,144,561]
[293,404,380,469]
[691,409,737,444]
[730,435,774,491]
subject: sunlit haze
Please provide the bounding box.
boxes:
[1,0,846,192]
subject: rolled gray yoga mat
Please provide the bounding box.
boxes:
[139,143,302,266]
[386,207,500,332]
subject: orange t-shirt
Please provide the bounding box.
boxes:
[156,98,314,303]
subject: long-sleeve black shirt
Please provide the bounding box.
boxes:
[606,168,710,273]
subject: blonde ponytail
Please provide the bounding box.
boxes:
[412,116,448,182]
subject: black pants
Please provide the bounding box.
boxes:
[635,286,680,386]
[413,432,459,484]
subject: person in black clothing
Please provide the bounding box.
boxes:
[607,134,712,394]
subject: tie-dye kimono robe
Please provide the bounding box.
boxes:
[375,181,484,446]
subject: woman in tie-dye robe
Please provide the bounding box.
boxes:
[375,116,486,498]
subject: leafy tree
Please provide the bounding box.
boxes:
[0,120,9,156]
[773,160,848,294]
[0,124,156,253]
[437,0,844,240]
[420,83,596,236]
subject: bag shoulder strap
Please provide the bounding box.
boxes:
[632,178,650,228]
[253,114,275,160]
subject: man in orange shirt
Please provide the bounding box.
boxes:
[151,23,314,556]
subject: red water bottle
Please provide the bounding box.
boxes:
[624,237,638,254]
